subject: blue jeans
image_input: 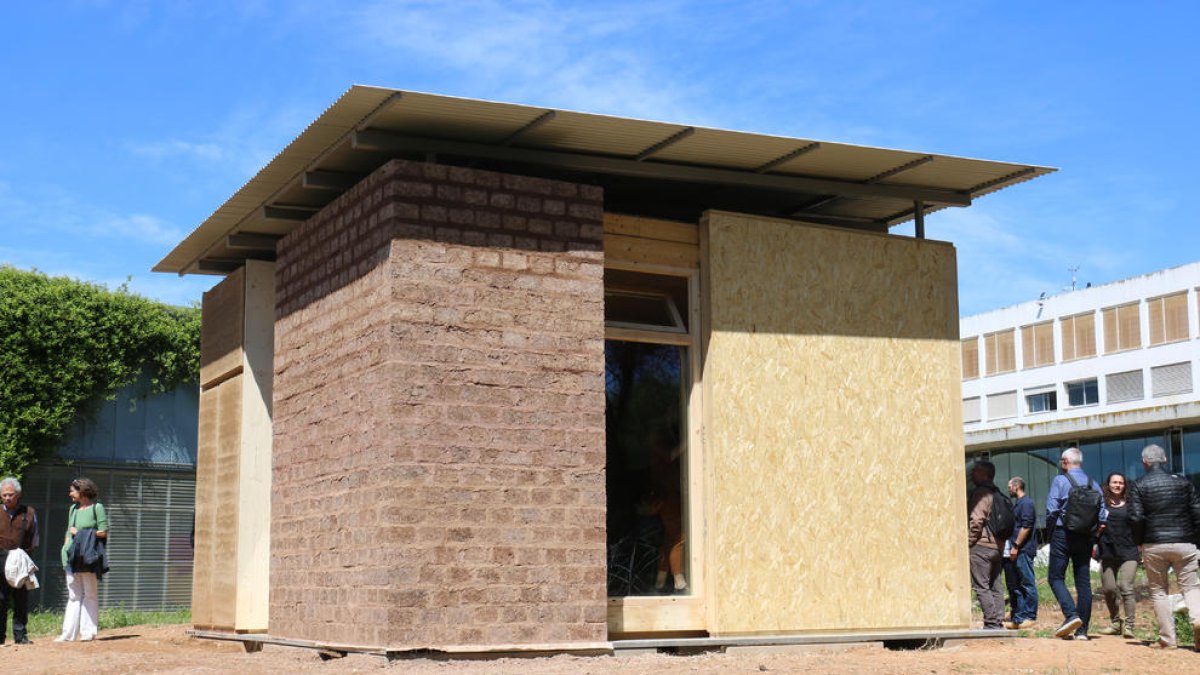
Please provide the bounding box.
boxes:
[1048,527,1093,633]
[1004,549,1038,622]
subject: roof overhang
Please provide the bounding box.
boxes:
[156,85,1056,275]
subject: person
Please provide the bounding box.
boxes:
[967,460,1004,629]
[0,477,38,645]
[57,477,109,642]
[1096,472,1139,638]
[1127,444,1200,650]
[1003,476,1038,629]
[648,440,686,593]
[1045,447,1107,640]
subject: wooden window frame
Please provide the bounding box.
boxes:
[603,258,706,636]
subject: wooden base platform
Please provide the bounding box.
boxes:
[188,627,1014,660]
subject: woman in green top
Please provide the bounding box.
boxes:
[55,478,108,642]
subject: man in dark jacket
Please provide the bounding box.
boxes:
[1128,444,1200,650]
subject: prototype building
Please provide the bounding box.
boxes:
[157,86,1050,652]
[962,261,1200,524]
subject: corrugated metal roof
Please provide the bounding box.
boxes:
[155,85,1055,275]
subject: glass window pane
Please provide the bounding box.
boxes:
[605,340,688,597]
[1184,429,1200,489]
[605,291,684,331]
[1099,440,1123,485]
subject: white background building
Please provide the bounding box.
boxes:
[961,261,1200,524]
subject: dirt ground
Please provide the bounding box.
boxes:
[2,618,1198,675]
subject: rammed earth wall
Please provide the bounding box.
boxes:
[270,160,607,648]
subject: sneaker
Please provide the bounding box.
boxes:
[1054,617,1083,638]
[1003,621,1019,629]
[13,636,30,645]
[1073,634,1090,641]
[1018,619,1038,629]
[1123,625,1135,639]
[1097,624,1121,636]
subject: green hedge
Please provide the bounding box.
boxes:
[0,266,200,477]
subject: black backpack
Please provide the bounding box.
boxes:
[987,487,1016,541]
[1062,472,1101,535]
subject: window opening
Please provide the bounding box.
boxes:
[1102,302,1141,353]
[1066,379,1099,407]
[1148,292,1188,345]
[605,290,685,333]
[1061,312,1096,361]
[984,329,1016,375]
[1021,321,1054,369]
[961,338,979,380]
[605,340,689,597]
[1026,389,1058,414]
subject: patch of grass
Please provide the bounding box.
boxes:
[1174,611,1195,645]
[10,607,190,638]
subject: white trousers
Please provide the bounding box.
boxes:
[59,571,99,641]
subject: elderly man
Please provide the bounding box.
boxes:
[0,477,39,645]
[968,460,1005,629]
[1045,447,1106,640]
[1128,444,1200,650]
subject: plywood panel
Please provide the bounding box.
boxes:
[194,262,276,632]
[200,268,245,386]
[210,375,244,630]
[603,214,699,268]
[236,260,274,631]
[604,213,699,244]
[608,596,706,634]
[191,385,220,627]
[700,211,968,635]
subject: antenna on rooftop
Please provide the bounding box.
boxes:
[1066,265,1080,292]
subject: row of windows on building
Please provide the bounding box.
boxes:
[962,290,1193,380]
[963,360,1194,423]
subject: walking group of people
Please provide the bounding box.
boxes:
[1,476,110,645]
[969,444,1200,649]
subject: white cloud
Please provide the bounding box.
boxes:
[94,213,184,247]
[0,180,184,247]
[344,0,705,121]
[129,139,228,163]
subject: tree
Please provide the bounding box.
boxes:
[0,266,201,477]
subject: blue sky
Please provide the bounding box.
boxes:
[2,1,1197,316]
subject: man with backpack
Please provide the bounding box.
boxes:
[1045,447,1107,640]
[968,460,1010,629]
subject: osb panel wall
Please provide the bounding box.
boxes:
[199,266,244,385]
[193,271,246,631]
[701,211,968,635]
[271,159,608,649]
